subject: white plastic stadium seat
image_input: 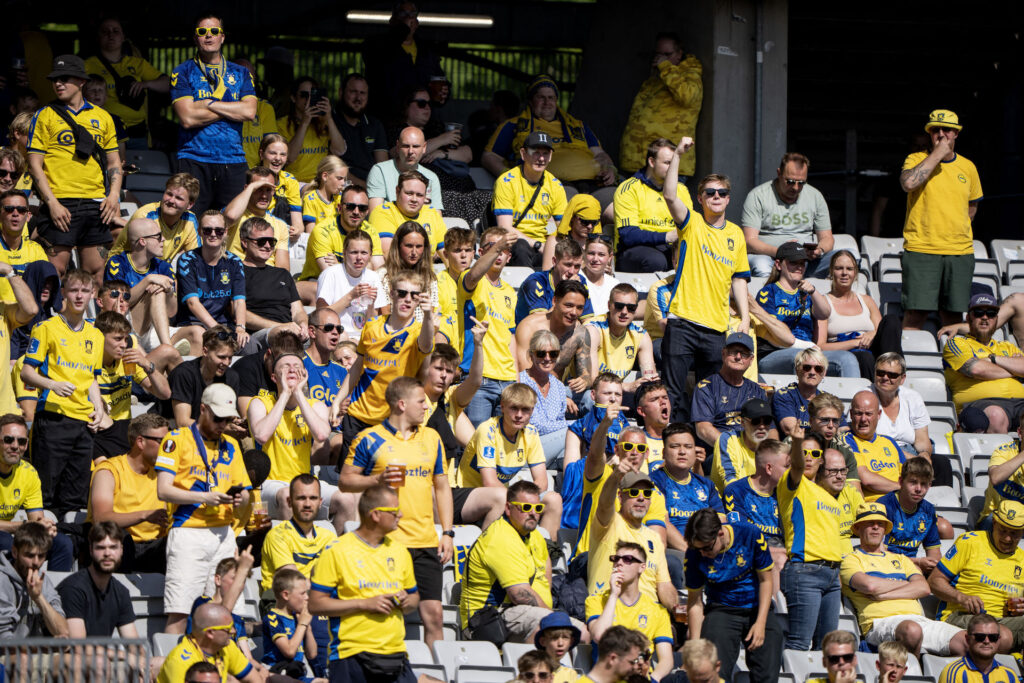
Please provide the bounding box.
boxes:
[903,373,947,403]
[758,374,793,392]
[832,234,860,259]
[901,330,938,354]
[856,652,879,683]
[922,654,956,679]
[818,376,870,401]
[433,641,502,682]
[443,216,470,231]
[502,267,534,290]
[152,632,182,657]
[405,639,435,665]
[782,649,828,682]
[456,666,517,683]
[859,236,904,269]
[973,240,989,259]
[991,240,1024,274]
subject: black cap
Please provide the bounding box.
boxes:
[740,398,772,420]
[524,131,554,150]
[47,55,87,81]
[724,331,754,352]
[775,241,808,262]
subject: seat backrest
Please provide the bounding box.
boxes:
[819,376,871,401]
[860,236,904,268]
[922,654,957,678]
[406,639,435,665]
[501,642,534,671]
[856,652,879,683]
[151,632,183,657]
[456,665,518,683]
[783,649,827,681]
[433,641,502,682]
[901,330,939,353]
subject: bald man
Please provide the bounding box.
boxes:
[366,126,445,212]
[103,217,177,347]
[157,603,261,683]
[841,391,907,501]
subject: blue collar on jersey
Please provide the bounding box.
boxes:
[634,170,663,192]
[190,421,229,481]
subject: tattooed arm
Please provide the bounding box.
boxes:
[507,583,549,608]
[556,324,594,393]
[960,355,1024,379]
[900,138,951,192]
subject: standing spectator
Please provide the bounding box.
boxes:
[57,522,138,638]
[85,16,169,147]
[936,614,1017,683]
[167,325,241,428]
[156,384,251,634]
[634,381,672,465]
[711,398,774,493]
[277,77,345,184]
[334,73,388,184]
[741,153,835,277]
[810,393,863,493]
[367,127,444,211]
[21,269,105,516]
[223,166,291,270]
[900,110,982,330]
[773,348,832,438]
[619,33,703,178]
[362,1,445,117]
[0,522,68,637]
[157,603,258,683]
[817,448,866,555]
[691,332,768,448]
[586,284,656,399]
[878,459,946,573]
[724,439,789,581]
[519,330,573,468]
[259,475,337,593]
[170,12,257,214]
[684,508,783,683]
[843,391,906,501]
[314,230,386,333]
[661,138,751,423]
[309,484,419,683]
[108,174,202,266]
[613,138,690,273]
[28,55,121,280]
[239,216,307,354]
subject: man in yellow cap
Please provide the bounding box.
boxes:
[928,500,1024,652]
[841,502,967,656]
[899,109,983,330]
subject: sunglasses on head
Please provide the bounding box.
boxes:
[703,187,730,198]
[784,178,807,187]
[875,369,903,380]
[609,554,644,565]
[410,98,430,108]
[201,227,227,237]
[2,435,27,446]
[801,364,824,373]
[612,301,638,313]
[343,202,369,212]
[195,27,224,36]
[394,288,422,300]
[0,170,21,180]
[624,488,653,499]
[826,653,854,665]
[534,350,558,360]
[620,442,648,453]
[510,501,545,513]
[970,632,1000,643]
[249,236,278,248]
[2,205,28,214]
[314,323,342,333]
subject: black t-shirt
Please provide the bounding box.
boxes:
[335,112,388,180]
[233,352,275,399]
[243,264,298,324]
[168,358,242,420]
[56,569,135,636]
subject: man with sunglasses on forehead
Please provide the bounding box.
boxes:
[944,293,1024,434]
[170,12,257,215]
[103,217,177,347]
[937,614,1018,683]
[239,216,307,355]
[741,152,835,278]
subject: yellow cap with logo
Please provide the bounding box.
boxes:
[924,109,962,132]
[852,501,893,534]
[994,500,1024,530]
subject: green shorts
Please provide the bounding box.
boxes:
[900,250,975,313]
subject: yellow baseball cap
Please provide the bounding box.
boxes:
[994,500,1024,530]
[924,109,962,132]
[852,502,892,535]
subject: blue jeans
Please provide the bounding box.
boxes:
[759,346,861,378]
[464,378,512,428]
[538,429,566,470]
[781,560,841,650]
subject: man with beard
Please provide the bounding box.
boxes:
[334,74,388,185]
[57,522,138,638]
[0,522,67,637]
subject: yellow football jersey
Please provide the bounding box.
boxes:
[902,151,982,255]
[584,590,673,648]
[574,462,667,560]
[347,316,430,424]
[935,530,1024,620]
[260,519,337,592]
[301,188,337,227]
[27,103,117,199]
[0,460,42,520]
[97,358,149,422]
[777,470,843,563]
[226,210,289,266]
[157,636,251,683]
[943,334,1024,410]
[982,440,1024,517]
[835,484,866,555]
[588,317,645,379]
[277,116,331,183]
[612,174,690,251]
[454,417,545,489]
[84,55,163,128]
[363,201,445,257]
[0,236,47,303]
[89,454,164,543]
[0,306,17,414]
[254,391,322,484]
[937,657,1019,683]
[491,166,568,242]
[24,315,104,421]
[457,270,517,381]
[242,99,279,168]
[843,433,906,501]
[588,512,670,601]
[712,431,756,493]
[108,202,201,263]
[841,547,924,633]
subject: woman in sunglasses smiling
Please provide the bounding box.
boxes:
[519,330,574,469]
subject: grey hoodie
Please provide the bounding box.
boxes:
[0,551,64,637]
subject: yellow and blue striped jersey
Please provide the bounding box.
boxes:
[84,54,163,128]
[226,210,289,267]
[301,188,337,227]
[613,172,690,251]
[584,589,673,647]
[0,236,47,303]
[347,316,430,425]
[588,316,646,379]
[157,636,251,683]
[943,334,1024,410]
[712,429,756,493]
[24,315,104,421]
[588,511,670,600]
[983,440,1024,518]
[241,99,278,168]
[260,519,337,592]
[575,462,666,558]
[253,390,322,484]
[842,432,906,501]
[937,655,1020,683]
[97,358,149,422]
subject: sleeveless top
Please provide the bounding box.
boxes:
[826,293,874,342]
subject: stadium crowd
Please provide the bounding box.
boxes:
[0,3,1022,683]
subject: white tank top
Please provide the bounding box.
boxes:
[827,293,874,342]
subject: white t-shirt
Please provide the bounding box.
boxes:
[583,272,620,316]
[872,385,930,450]
[315,264,387,332]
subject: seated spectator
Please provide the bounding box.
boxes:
[773,348,835,438]
[89,414,170,573]
[870,352,944,471]
[223,167,291,271]
[635,381,672,465]
[516,279,589,376]
[365,170,445,260]
[235,330,305,416]
[724,439,789,582]
[692,332,768,448]
[936,614,1018,683]
[300,186,373,301]
[256,134,303,237]
[240,216,308,354]
[587,540,674,682]
[806,630,858,683]
[586,284,656,401]
[0,147,27,197]
[980,422,1024,525]
[680,640,722,683]
[367,126,444,211]
[843,391,906,501]
[172,211,248,352]
[108,173,201,267]
[585,626,651,683]
[939,290,1024,352]
[684,508,783,683]
[613,138,689,273]
[943,292,1024,433]
[809,393,863,493]
[315,230,386,334]
[57,522,138,639]
[0,522,68,637]
[262,569,327,682]
[581,235,618,318]
[534,612,582,683]
[816,447,866,555]
[876,642,910,683]
[0,413,73,570]
[843,502,967,656]
[928,500,1024,653]
[651,423,722,544]
[516,651,558,683]
[333,73,388,184]
[818,250,902,380]
[551,193,602,258]
[483,75,616,194]
[459,480,584,642]
[94,280,184,377]
[301,156,349,235]
[515,238,592,324]
[519,330,573,469]
[302,308,348,448]
[712,398,774,492]
[741,153,836,278]
[158,602,257,683]
[277,77,345,184]
[755,242,859,377]
[878,459,950,573]
[491,131,568,268]
[167,325,242,429]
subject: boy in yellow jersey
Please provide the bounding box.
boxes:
[586,540,674,682]
[936,614,1019,683]
[577,625,650,683]
[364,170,445,258]
[661,137,751,423]
[89,414,171,573]
[28,55,122,281]
[777,430,843,650]
[535,612,583,683]
[222,167,290,270]
[22,269,105,516]
[308,484,419,683]
[453,382,563,537]
[92,311,170,461]
[157,602,259,683]
[843,391,906,501]
[155,384,252,634]
[492,130,568,268]
[436,226,476,356]
[341,376,452,647]
[929,500,1024,651]
[107,174,201,263]
[460,228,519,426]
[585,284,656,395]
[335,269,434,460]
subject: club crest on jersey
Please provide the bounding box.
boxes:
[84,340,93,354]
[696,489,707,501]
[1016,566,1022,580]
[638,615,648,628]
[220,271,230,284]
[625,346,635,360]
[727,238,735,251]
[387,557,396,572]
[892,559,901,568]
[735,552,746,567]
[226,73,237,86]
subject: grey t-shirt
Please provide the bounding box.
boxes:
[365,159,445,212]
[741,180,831,247]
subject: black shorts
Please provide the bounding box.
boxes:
[35,198,113,248]
[451,487,474,525]
[965,398,1024,431]
[329,654,416,683]
[339,414,372,470]
[92,419,130,460]
[30,410,93,514]
[409,547,442,602]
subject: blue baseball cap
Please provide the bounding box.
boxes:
[534,611,581,650]
[969,293,998,311]
[724,331,754,352]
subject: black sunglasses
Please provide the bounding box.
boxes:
[609,554,644,565]
[140,435,164,444]
[703,188,730,198]
[972,308,1000,319]
[970,632,1000,643]
[875,369,903,380]
[784,178,807,187]
[534,350,558,360]
[748,417,773,427]
[210,414,232,424]
[211,330,233,342]
[314,323,343,333]
[201,227,227,237]
[248,236,278,248]
[343,202,369,212]
[578,219,598,228]
[394,288,422,300]
[410,98,430,108]
[827,653,855,665]
[107,290,131,302]
[0,170,21,180]
[2,435,27,446]
[612,301,638,313]
[2,205,28,214]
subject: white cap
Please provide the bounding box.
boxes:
[202,383,239,418]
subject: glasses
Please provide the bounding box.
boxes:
[803,449,823,459]
[314,324,343,333]
[510,501,546,514]
[373,506,400,515]
[609,554,644,565]
[248,236,278,248]
[826,653,855,665]
[725,347,754,358]
[140,233,164,242]
[107,290,130,302]
[629,652,652,666]
[624,488,654,499]
[201,227,227,237]
[703,188,730,198]
[343,202,369,212]
[824,467,849,477]
[520,673,550,682]
[0,170,21,180]
[210,414,233,424]
[578,219,598,229]
[875,369,904,380]
[969,632,1000,643]
[620,442,648,453]
[394,288,422,300]
[612,301,638,313]
[140,435,164,444]
[972,308,1000,319]
[195,27,224,36]
[783,179,807,187]
[748,417,772,427]
[1,205,28,214]
[801,364,824,373]
[815,417,840,425]
[534,350,558,360]
[410,98,430,108]
[204,624,234,633]
[1,435,27,446]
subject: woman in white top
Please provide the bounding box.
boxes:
[581,234,620,317]
[315,229,386,335]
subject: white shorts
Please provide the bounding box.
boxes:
[261,479,341,520]
[866,614,964,655]
[139,325,180,353]
[164,525,237,614]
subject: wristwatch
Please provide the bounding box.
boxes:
[441,529,455,538]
